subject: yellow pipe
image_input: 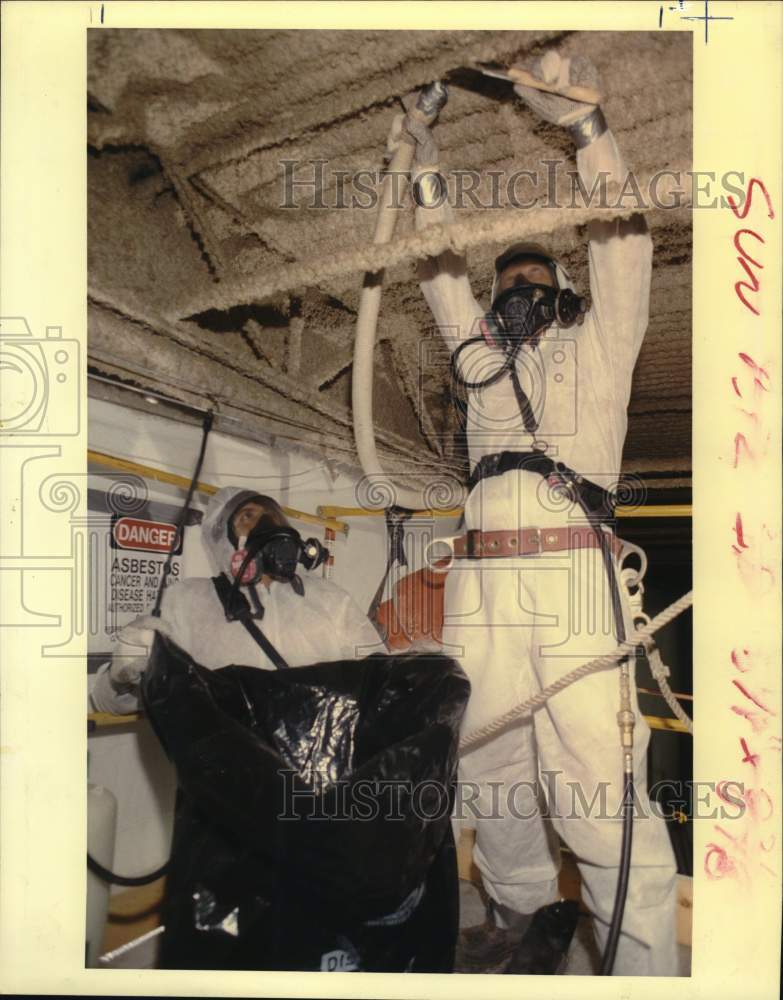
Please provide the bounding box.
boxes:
[644,715,691,734]
[618,504,692,519]
[90,452,688,529]
[88,450,349,535]
[318,504,692,520]
[89,710,690,734]
[638,686,693,702]
[88,712,143,728]
[319,505,463,520]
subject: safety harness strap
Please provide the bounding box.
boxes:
[367,506,412,621]
[467,447,627,648]
[508,366,539,434]
[212,574,290,670]
[467,449,616,520]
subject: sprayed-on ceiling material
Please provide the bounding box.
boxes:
[88,29,692,489]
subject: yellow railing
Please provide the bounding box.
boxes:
[89,711,690,734]
[88,450,349,534]
[88,451,689,531]
[318,504,692,520]
[88,450,690,529]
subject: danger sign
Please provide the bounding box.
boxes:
[112,516,181,554]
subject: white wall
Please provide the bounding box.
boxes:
[87,396,395,885]
[88,397,391,604]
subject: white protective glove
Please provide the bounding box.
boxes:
[108,613,172,687]
[513,50,606,145]
[385,113,440,174]
[404,116,449,212]
[405,116,439,168]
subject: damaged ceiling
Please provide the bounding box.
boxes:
[88,28,692,491]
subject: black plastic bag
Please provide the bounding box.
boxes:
[141,632,470,972]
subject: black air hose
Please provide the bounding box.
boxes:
[600,772,635,975]
[87,852,169,888]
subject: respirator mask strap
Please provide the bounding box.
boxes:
[212,574,289,669]
[508,365,539,435]
[224,540,264,623]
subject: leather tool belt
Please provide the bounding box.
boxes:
[453,525,624,560]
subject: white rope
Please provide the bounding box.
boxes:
[459,588,693,754]
[98,925,164,964]
[646,641,694,734]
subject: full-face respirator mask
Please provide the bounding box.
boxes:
[230,514,327,596]
[486,280,587,353]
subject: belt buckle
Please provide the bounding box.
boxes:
[547,472,574,503]
[527,527,543,554]
[466,529,481,558]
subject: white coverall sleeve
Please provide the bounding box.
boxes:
[578,130,653,406]
[414,167,485,345]
[89,587,183,715]
[334,587,385,659]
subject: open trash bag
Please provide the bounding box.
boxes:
[141,632,470,972]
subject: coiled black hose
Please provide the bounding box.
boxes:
[87,852,169,888]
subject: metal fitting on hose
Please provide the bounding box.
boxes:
[415,80,448,119]
[568,106,608,149]
[406,82,448,174]
[617,666,636,773]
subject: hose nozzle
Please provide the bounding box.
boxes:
[617,663,636,775]
[415,81,448,120]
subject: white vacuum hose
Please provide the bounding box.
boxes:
[352,83,460,512]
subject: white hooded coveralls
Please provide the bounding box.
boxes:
[92,486,381,714]
[416,131,679,975]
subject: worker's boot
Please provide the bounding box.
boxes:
[504,899,581,975]
[455,896,534,974]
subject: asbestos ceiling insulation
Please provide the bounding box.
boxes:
[88,28,693,492]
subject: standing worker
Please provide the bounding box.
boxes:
[408,49,679,975]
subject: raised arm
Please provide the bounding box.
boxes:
[407,116,484,344]
[514,50,652,402]
[578,130,652,403]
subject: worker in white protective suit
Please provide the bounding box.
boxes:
[91,487,381,714]
[408,51,679,975]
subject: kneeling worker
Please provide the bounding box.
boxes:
[92,487,382,713]
[91,487,464,974]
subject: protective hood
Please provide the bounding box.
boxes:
[201,486,267,579]
[490,242,576,305]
